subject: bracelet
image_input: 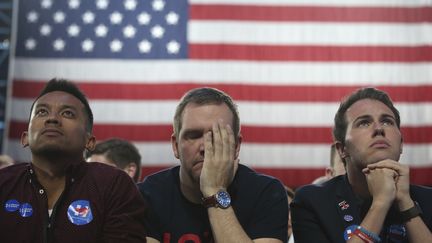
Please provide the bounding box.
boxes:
[400,201,422,222]
[357,225,381,243]
[352,229,374,243]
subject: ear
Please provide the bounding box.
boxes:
[234,134,242,159]
[325,167,334,177]
[124,162,137,179]
[171,133,179,159]
[21,131,29,147]
[335,141,348,159]
[85,133,96,152]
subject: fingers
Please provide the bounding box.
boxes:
[366,159,409,176]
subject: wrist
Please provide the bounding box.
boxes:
[397,197,414,211]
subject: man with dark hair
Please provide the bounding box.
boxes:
[139,87,288,243]
[86,138,142,182]
[291,87,432,242]
[0,78,147,242]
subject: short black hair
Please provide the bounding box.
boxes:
[333,87,400,146]
[85,138,142,182]
[30,78,93,132]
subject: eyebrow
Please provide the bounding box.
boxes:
[353,113,395,123]
[34,103,79,112]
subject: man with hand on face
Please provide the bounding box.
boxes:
[0,79,147,243]
[139,87,288,243]
[291,88,432,243]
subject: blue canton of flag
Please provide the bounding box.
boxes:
[16,0,188,59]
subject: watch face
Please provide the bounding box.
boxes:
[216,190,231,209]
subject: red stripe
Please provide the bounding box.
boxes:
[9,121,432,144]
[140,166,432,188]
[190,5,432,23]
[12,80,432,102]
[189,44,432,62]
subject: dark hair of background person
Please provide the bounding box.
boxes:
[85,138,142,182]
[173,87,241,143]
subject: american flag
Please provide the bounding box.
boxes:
[6,0,432,188]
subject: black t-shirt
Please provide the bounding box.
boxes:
[138,164,288,242]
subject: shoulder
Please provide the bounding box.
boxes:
[235,164,284,188]
[0,163,29,184]
[78,162,135,189]
[137,166,179,196]
[294,175,345,203]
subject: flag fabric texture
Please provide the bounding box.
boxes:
[7,0,432,188]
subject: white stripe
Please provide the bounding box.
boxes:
[12,59,432,85]
[190,0,432,7]
[189,21,432,46]
[10,98,432,126]
[6,140,431,167]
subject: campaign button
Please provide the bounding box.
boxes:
[19,203,33,217]
[4,199,20,212]
[67,200,93,225]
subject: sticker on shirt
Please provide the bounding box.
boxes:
[19,203,33,217]
[4,199,20,212]
[67,200,93,225]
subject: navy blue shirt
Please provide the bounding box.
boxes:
[139,164,288,243]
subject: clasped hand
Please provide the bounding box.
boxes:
[363,159,412,209]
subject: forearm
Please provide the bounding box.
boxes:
[208,206,253,243]
[347,201,390,243]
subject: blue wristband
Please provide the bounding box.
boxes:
[357,225,381,243]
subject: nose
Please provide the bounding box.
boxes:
[45,112,60,125]
[372,122,385,137]
[199,137,205,156]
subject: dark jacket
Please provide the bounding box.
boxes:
[291,175,432,243]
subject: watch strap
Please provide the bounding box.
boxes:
[202,194,217,208]
[400,201,422,222]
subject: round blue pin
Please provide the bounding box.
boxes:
[67,200,93,225]
[19,203,33,217]
[4,199,20,212]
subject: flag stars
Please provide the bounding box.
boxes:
[53,11,66,24]
[151,25,164,39]
[82,39,95,52]
[124,0,138,10]
[25,38,37,50]
[137,12,151,25]
[123,25,136,38]
[110,39,123,52]
[82,11,95,24]
[69,0,80,9]
[166,11,179,25]
[67,24,80,37]
[95,24,108,37]
[138,40,151,53]
[110,11,123,25]
[40,24,52,36]
[27,11,39,23]
[96,0,109,9]
[167,40,180,54]
[53,39,65,51]
[41,0,53,9]
[152,0,165,11]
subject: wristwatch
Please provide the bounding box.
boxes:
[400,201,422,222]
[202,190,231,209]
